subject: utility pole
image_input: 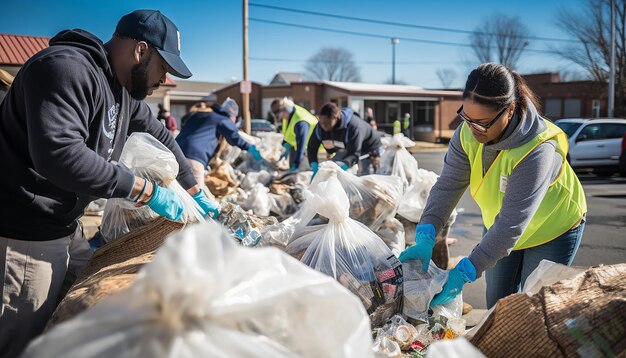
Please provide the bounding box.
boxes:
[391,38,399,84]
[608,0,616,118]
[242,0,251,134]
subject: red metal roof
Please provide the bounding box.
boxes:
[0,33,176,85]
[0,33,50,66]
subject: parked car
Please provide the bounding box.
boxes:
[237,119,277,135]
[555,118,626,176]
[619,133,626,177]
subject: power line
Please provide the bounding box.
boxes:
[250,2,579,44]
[250,18,556,54]
[250,56,461,65]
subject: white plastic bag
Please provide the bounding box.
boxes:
[522,259,585,296]
[24,221,373,358]
[241,170,273,190]
[378,134,419,189]
[426,338,486,358]
[100,133,204,242]
[397,168,457,225]
[314,161,403,231]
[287,174,403,327]
[242,183,271,217]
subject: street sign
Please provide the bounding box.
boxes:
[240,80,252,94]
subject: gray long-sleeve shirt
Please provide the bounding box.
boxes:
[420,108,563,275]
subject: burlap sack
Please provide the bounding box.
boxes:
[470,264,626,357]
[48,218,183,327]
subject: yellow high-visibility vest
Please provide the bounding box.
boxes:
[459,119,587,250]
[281,104,318,150]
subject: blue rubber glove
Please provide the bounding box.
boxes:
[336,161,349,171]
[146,183,184,221]
[288,166,298,173]
[311,162,319,176]
[430,257,476,307]
[192,190,220,219]
[398,224,436,272]
[249,145,263,161]
[279,143,291,160]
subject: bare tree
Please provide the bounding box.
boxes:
[304,47,361,82]
[553,0,626,115]
[436,68,457,88]
[469,14,530,69]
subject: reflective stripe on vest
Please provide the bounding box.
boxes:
[459,120,587,250]
[281,104,318,150]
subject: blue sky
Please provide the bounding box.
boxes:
[0,0,584,88]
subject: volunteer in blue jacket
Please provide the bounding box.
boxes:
[399,63,587,309]
[308,102,382,175]
[0,10,219,355]
[176,98,262,187]
[271,98,318,171]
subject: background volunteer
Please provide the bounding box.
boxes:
[175,97,263,188]
[271,97,317,171]
[308,102,382,176]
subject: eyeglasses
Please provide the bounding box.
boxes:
[457,105,508,132]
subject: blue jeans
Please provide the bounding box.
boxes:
[485,218,585,308]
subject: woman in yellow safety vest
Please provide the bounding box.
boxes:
[399,63,587,308]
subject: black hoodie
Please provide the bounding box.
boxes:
[0,29,196,241]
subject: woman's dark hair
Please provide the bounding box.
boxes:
[319,102,341,119]
[463,63,541,117]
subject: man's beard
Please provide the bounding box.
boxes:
[129,51,156,100]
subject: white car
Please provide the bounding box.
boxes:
[555,118,626,175]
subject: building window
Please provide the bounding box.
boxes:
[544,99,561,119]
[414,101,435,127]
[563,98,581,118]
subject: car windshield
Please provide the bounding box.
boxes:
[555,122,583,138]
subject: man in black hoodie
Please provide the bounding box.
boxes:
[0,10,218,355]
[308,102,382,176]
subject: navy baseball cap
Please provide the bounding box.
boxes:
[116,10,192,78]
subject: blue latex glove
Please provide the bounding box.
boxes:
[398,224,436,272]
[192,190,220,219]
[249,145,263,161]
[430,257,477,307]
[279,143,291,160]
[311,162,319,176]
[146,183,184,221]
[335,161,349,171]
[288,166,298,173]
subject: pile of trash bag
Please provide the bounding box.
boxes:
[100,133,204,242]
[25,221,374,358]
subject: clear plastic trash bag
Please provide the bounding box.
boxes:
[23,221,374,358]
[287,174,403,327]
[402,259,449,322]
[314,161,403,232]
[100,133,204,242]
[378,134,419,189]
[397,168,457,225]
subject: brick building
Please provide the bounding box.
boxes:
[523,73,608,120]
[214,80,464,142]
